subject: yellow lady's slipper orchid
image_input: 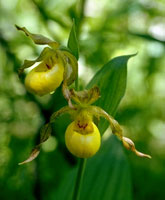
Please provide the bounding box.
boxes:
[16,25,78,97]
[25,59,64,96]
[65,121,101,158]
[18,87,151,165]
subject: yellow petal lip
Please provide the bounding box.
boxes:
[65,121,101,158]
[25,61,64,96]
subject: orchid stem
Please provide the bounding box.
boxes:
[75,76,79,91]
[72,158,87,200]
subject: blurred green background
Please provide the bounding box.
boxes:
[0,0,165,200]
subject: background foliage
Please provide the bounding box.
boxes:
[0,0,165,200]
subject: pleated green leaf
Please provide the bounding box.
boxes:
[87,54,136,134]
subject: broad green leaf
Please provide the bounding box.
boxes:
[54,136,132,200]
[87,54,136,134]
[67,20,79,60]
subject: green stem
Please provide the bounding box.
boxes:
[75,58,79,91]
[76,0,86,37]
[72,158,87,200]
[75,77,79,91]
[72,1,87,198]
